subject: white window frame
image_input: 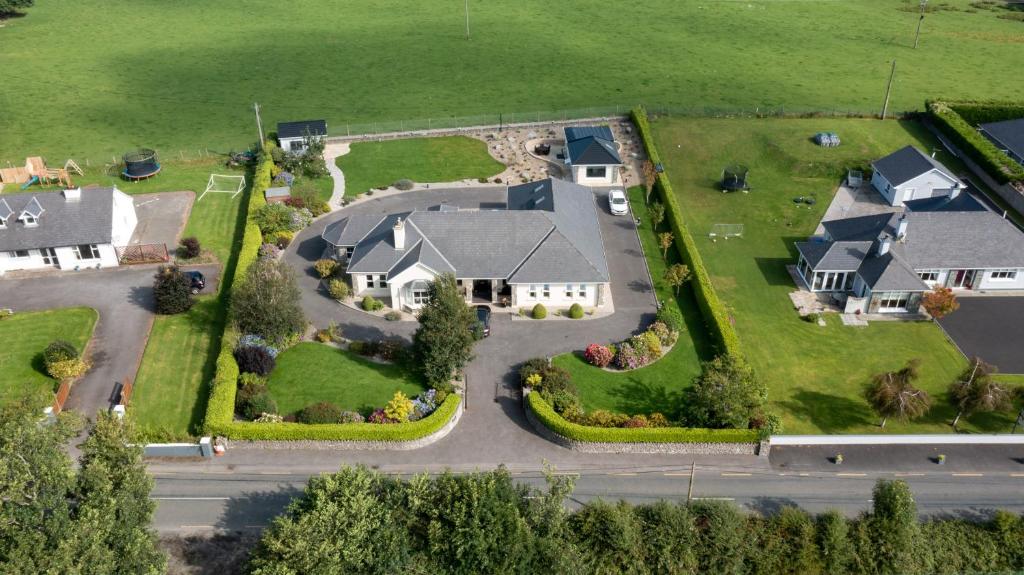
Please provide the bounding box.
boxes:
[412,288,429,305]
[528,285,537,299]
[378,274,388,288]
[918,269,940,282]
[365,274,375,288]
[73,244,100,260]
[585,166,607,178]
[578,285,587,298]
[989,269,1017,280]
[21,213,37,227]
[12,249,30,259]
[542,284,550,298]
[565,284,573,298]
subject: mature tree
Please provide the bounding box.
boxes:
[816,510,854,575]
[922,286,959,319]
[0,400,164,574]
[658,231,674,259]
[568,500,645,573]
[642,159,657,204]
[865,359,931,428]
[663,263,691,296]
[948,357,1013,429]
[649,201,666,230]
[0,0,32,16]
[413,274,476,386]
[231,258,307,345]
[685,354,766,429]
[865,479,932,575]
[690,500,747,575]
[153,264,194,315]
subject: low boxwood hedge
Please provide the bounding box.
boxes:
[208,394,460,441]
[526,392,758,444]
[631,106,743,358]
[927,100,1024,184]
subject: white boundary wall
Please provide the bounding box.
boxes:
[772,434,1024,446]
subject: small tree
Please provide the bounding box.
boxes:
[948,357,1012,429]
[153,265,194,315]
[231,258,307,345]
[658,231,674,259]
[642,160,657,204]
[867,479,931,575]
[649,201,665,230]
[413,274,476,387]
[921,286,958,319]
[684,354,766,429]
[384,391,414,422]
[865,359,931,427]
[179,236,201,259]
[663,263,691,296]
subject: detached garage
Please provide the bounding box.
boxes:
[870,145,966,207]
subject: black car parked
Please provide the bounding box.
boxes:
[185,270,206,294]
[475,305,492,338]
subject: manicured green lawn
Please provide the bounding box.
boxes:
[338,136,504,196]
[0,308,97,407]
[3,1,1022,161]
[132,298,222,440]
[267,343,427,416]
[553,187,712,420]
[651,116,1022,434]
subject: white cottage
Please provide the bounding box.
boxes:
[0,187,137,275]
[870,145,965,207]
[276,120,327,153]
[322,179,611,311]
[563,126,622,186]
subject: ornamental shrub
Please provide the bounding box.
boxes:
[236,383,274,420]
[568,303,584,319]
[647,412,670,427]
[648,321,677,347]
[584,344,614,368]
[254,412,284,423]
[384,391,414,422]
[367,408,391,424]
[339,411,365,424]
[43,340,78,367]
[258,243,281,260]
[642,330,663,360]
[395,178,415,190]
[273,230,294,249]
[616,336,653,370]
[623,415,649,428]
[519,357,550,385]
[384,310,402,321]
[315,321,342,343]
[314,258,338,278]
[585,409,630,428]
[546,389,583,421]
[237,335,280,358]
[328,279,350,300]
[532,303,547,319]
[296,402,344,424]
[179,236,201,259]
[362,296,383,311]
[655,305,684,334]
[234,345,277,376]
[375,340,405,362]
[253,203,296,235]
[525,373,543,388]
[46,358,89,381]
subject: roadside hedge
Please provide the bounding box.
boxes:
[527,392,758,444]
[927,99,1024,184]
[631,106,742,357]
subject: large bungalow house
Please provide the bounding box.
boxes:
[870,145,965,207]
[0,187,138,275]
[795,204,1024,314]
[563,126,622,186]
[321,178,610,311]
[277,119,327,153]
[979,118,1024,167]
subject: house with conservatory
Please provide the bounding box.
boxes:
[795,206,1024,314]
[321,178,610,311]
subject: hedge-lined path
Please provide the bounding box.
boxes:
[282,185,662,461]
[322,142,350,210]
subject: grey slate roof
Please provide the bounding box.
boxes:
[564,125,621,165]
[321,214,386,246]
[856,252,928,291]
[341,178,610,283]
[0,188,117,252]
[822,213,893,242]
[796,241,872,271]
[277,120,327,139]
[980,118,1024,163]
[0,198,12,221]
[871,145,962,187]
[903,191,986,213]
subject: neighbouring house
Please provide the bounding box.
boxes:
[321,178,610,311]
[0,187,137,275]
[979,118,1024,167]
[870,145,966,207]
[277,120,327,153]
[563,126,622,185]
[795,205,1024,314]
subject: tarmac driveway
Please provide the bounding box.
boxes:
[283,186,658,458]
[937,297,1024,374]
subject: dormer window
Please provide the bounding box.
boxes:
[0,198,12,229]
[21,213,37,227]
[18,197,44,228]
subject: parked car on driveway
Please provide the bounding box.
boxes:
[185,270,206,294]
[475,305,491,337]
[608,189,629,215]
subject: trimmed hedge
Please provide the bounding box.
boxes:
[927,100,1024,184]
[527,392,758,444]
[631,106,742,357]
[207,394,460,440]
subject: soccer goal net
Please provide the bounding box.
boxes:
[199,174,246,201]
[709,223,744,241]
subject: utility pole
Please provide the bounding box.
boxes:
[880,60,896,120]
[686,461,696,504]
[914,0,928,49]
[253,102,265,150]
[464,0,470,40]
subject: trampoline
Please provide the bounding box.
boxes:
[122,149,161,180]
[721,165,750,192]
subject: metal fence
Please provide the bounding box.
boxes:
[117,244,169,265]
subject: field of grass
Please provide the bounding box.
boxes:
[2,1,1022,161]
[267,343,427,416]
[553,187,712,420]
[651,116,1021,434]
[0,308,97,407]
[338,136,504,196]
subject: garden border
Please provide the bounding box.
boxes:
[926,99,1024,185]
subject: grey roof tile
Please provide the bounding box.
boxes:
[564,126,621,165]
[321,214,386,246]
[277,120,327,139]
[0,188,118,251]
[871,145,962,187]
[980,118,1024,163]
[857,252,928,291]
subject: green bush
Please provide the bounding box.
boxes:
[314,258,338,278]
[527,392,758,444]
[927,100,1024,184]
[568,303,584,319]
[296,402,344,424]
[384,310,402,321]
[632,106,742,358]
[532,303,547,319]
[46,358,90,381]
[655,305,684,334]
[362,296,383,311]
[328,278,350,300]
[395,178,415,190]
[43,340,78,367]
